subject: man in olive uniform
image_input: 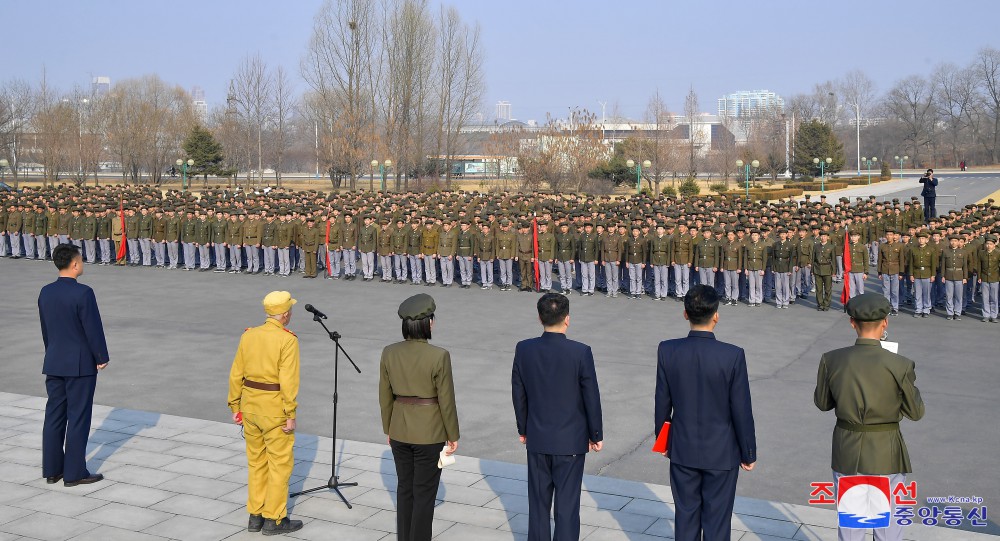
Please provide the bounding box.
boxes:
[325,214,343,279]
[940,234,968,320]
[150,208,166,267]
[358,214,379,281]
[814,293,924,541]
[649,223,672,301]
[213,210,230,273]
[56,205,72,246]
[111,207,125,266]
[420,219,440,285]
[181,210,198,271]
[721,229,743,305]
[138,206,154,266]
[80,209,98,264]
[69,208,84,251]
[694,227,721,293]
[124,208,140,265]
[496,219,517,291]
[744,230,767,307]
[391,218,409,283]
[456,219,477,288]
[877,230,905,316]
[556,222,577,295]
[164,208,181,269]
[21,204,37,260]
[794,227,815,299]
[5,203,22,258]
[624,224,648,299]
[478,222,497,289]
[96,209,112,265]
[846,231,869,299]
[46,205,62,258]
[227,212,245,273]
[276,213,294,277]
[437,218,458,286]
[515,221,535,291]
[377,218,395,282]
[406,219,424,285]
[770,229,795,309]
[243,210,263,274]
[34,205,50,260]
[194,211,212,271]
[535,221,556,292]
[908,231,937,318]
[577,221,599,296]
[300,218,321,278]
[978,235,1000,322]
[671,222,695,299]
[812,229,837,312]
[341,212,360,279]
[228,291,303,536]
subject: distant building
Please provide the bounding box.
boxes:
[717,89,784,118]
[191,86,208,123]
[92,76,111,96]
[496,101,511,122]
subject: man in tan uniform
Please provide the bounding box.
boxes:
[228,291,303,536]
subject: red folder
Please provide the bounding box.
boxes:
[651,422,671,453]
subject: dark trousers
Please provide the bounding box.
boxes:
[43,375,97,481]
[923,197,935,222]
[669,462,739,541]
[391,439,443,541]
[527,451,586,541]
[815,274,833,309]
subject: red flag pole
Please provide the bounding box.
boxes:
[840,230,851,310]
[324,215,332,277]
[532,214,540,291]
[116,194,127,261]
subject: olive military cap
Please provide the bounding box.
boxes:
[398,293,436,321]
[846,293,891,322]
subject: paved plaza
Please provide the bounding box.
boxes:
[0,392,994,541]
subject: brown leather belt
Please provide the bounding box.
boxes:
[244,379,280,391]
[394,395,438,405]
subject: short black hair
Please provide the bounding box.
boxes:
[402,314,433,340]
[537,292,569,327]
[52,243,81,270]
[684,284,719,325]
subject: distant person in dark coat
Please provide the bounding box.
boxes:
[918,168,938,222]
[38,243,109,487]
[512,292,603,541]
[654,284,757,541]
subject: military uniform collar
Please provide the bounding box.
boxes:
[854,338,881,346]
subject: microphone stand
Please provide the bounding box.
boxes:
[289,311,361,509]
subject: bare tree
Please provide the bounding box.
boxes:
[932,63,978,167]
[837,70,876,173]
[684,87,701,177]
[271,66,296,186]
[882,75,935,166]
[230,54,275,187]
[641,90,677,193]
[975,47,1000,163]
[0,79,34,185]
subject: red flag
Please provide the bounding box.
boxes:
[324,217,332,276]
[532,215,540,291]
[116,195,127,260]
[840,230,851,308]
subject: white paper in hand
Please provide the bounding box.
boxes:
[438,445,455,469]
[880,341,899,354]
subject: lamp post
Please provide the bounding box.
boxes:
[861,156,878,185]
[893,155,908,179]
[735,159,760,200]
[626,159,651,195]
[176,158,194,192]
[813,157,833,192]
[0,159,8,182]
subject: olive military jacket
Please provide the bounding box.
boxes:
[359,223,379,253]
[495,229,516,259]
[406,226,423,254]
[695,237,721,269]
[814,338,924,474]
[877,241,905,275]
[671,232,694,265]
[907,244,938,279]
[378,226,395,254]
[769,240,795,273]
[624,235,648,265]
[977,248,1000,283]
[300,225,321,252]
[744,241,768,272]
[846,242,869,274]
[939,247,968,281]
[379,339,460,445]
[437,227,457,257]
[721,240,744,271]
[390,226,408,253]
[577,232,599,263]
[796,236,815,267]
[649,234,671,266]
[812,242,836,276]
[556,232,578,261]
[456,227,477,257]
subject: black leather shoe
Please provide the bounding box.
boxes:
[262,517,304,536]
[248,514,264,532]
[64,473,103,487]
[45,475,62,484]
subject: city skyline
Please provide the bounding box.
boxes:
[4,0,997,122]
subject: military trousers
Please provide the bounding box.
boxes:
[881,274,900,310]
[672,263,690,297]
[199,245,211,269]
[723,270,740,301]
[627,263,644,295]
[580,261,596,293]
[480,258,495,287]
[361,251,376,279]
[24,234,37,259]
[440,256,455,285]
[182,242,196,269]
[799,266,814,296]
[774,272,792,307]
[343,249,357,275]
[697,267,715,289]
[848,272,866,298]
[84,239,98,263]
[945,280,964,316]
[48,235,60,256]
[458,256,474,285]
[127,238,140,263]
[424,255,438,284]
[9,232,21,256]
[537,260,552,290]
[99,239,112,263]
[498,258,513,286]
[37,235,49,259]
[153,241,165,266]
[913,278,932,314]
[557,261,574,292]
[167,241,179,268]
[833,471,904,541]
[277,248,290,276]
[0,233,9,257]
[242,412,294,522]
[518,258,534,289]
[982,282,999,319]
[835,255,844,281]
[380,254,394,281]
[748,270,764,304]
[245,245,261,273]
[815,274,833,309]
[409,255,423,283]
[304,250,317,277]
[215,243,229,271]
[140,238,152,265]
[393,254,408,281]
[604,262,621,295]
[229,244,243,270]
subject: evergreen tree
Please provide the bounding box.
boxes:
[182,126,225,181]
[792,120,845,177]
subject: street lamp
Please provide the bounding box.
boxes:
[813,157,833,192]
[176,158,194,191]
[893,155,909,179]
[736,159,760,200]
[626,159,651,195]
[861,156,878,185]
[372,159,392,191]
[0,159,8,182]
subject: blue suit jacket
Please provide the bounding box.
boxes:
[919,176,938,197]
[512,332,603,455]
[38,277,110,377]
[654,330,756,470]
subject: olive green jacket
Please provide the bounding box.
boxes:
[814,339,924,475]
[379,339,460,445]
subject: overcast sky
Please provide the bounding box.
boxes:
[7,0,997,122]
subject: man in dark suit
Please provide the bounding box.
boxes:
[512,292,603,541]
[38,243,109,487]
[654,284,756,541]
[918,168,938,222]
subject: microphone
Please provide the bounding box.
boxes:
[304,304,327,319]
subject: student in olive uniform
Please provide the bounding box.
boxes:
[377,218,395,282]
[846,231,869,299]
[456,219,477,288]
[341,213,360,279]
[96,209,112,264]
[815,293,924,541]
[794,227,815,299]
[138,207,154,266]
[671,222,695,299]
[196,211,213,271]
[649,223,672,301]
[940,234,968,320]
[437,219,458,286]
[694,227,721,289]
[577,222,599,295]
[977,235,1000,322]
[300,218,321,278]
[877,230,905,315]
[276,214,294,277]
[325,214,343,279]
[515,221,535,291]
[391,218,409,283]
[243,211,263,274]
[770,229,795,309]
[213,210,230,272]
[625,224,648,299]
[406,219,424,285]
[478,222,497,289]
[227,212,244,272]
[908,231,937,318]
[496,220,516,290]
[721,229,743,305]
[379,294,459,541]
[744,230,767,307]
[261,212,279,275]
[556,222,577,295]
[358,215,379,281]
[228,291,303,536]
[181,210,198,270]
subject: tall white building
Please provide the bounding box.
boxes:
[717,89,784,118]
[191,86,208,123]
[496,101,511,122]
[91,76,111,96]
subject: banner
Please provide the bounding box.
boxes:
[532,214,539,291]
[840,230,851,309]
[116,195,127,260]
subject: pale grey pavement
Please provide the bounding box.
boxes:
[0,392,993,541]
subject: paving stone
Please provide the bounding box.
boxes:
[23,476,117,496]
[160,457,240,479]
[157,474,243,500]
[432,501,514,529]
[499,513,598,538]
[0,482,43,506]
[578,509,660,533]
[112,436,183,454]
[290,497,379,526]
[354,508,456,535]
[0,447,40,467]
[286,518,390,541]
[433,523,526,541]
[69,524,171,541]
[436,483,499,507]
[89,483,175,507]
[163,444,239,463]
[150,494,242,521]
[0,462,43,485]
[142,515,242,541]
[101,464,182,488]
[86,429,131,445]
[731,513,803,538]
[0,505,23,526]
[14,490,109,518]
[619,497,674,519]
[472,476,529,496]
[0,511,97,541]
[78,502,173,531]
[89,447,183,469]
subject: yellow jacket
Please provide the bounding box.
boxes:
[228,318,300,420]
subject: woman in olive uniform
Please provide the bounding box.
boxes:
[379,294,459,541]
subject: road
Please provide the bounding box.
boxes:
[817,172,1000,210]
